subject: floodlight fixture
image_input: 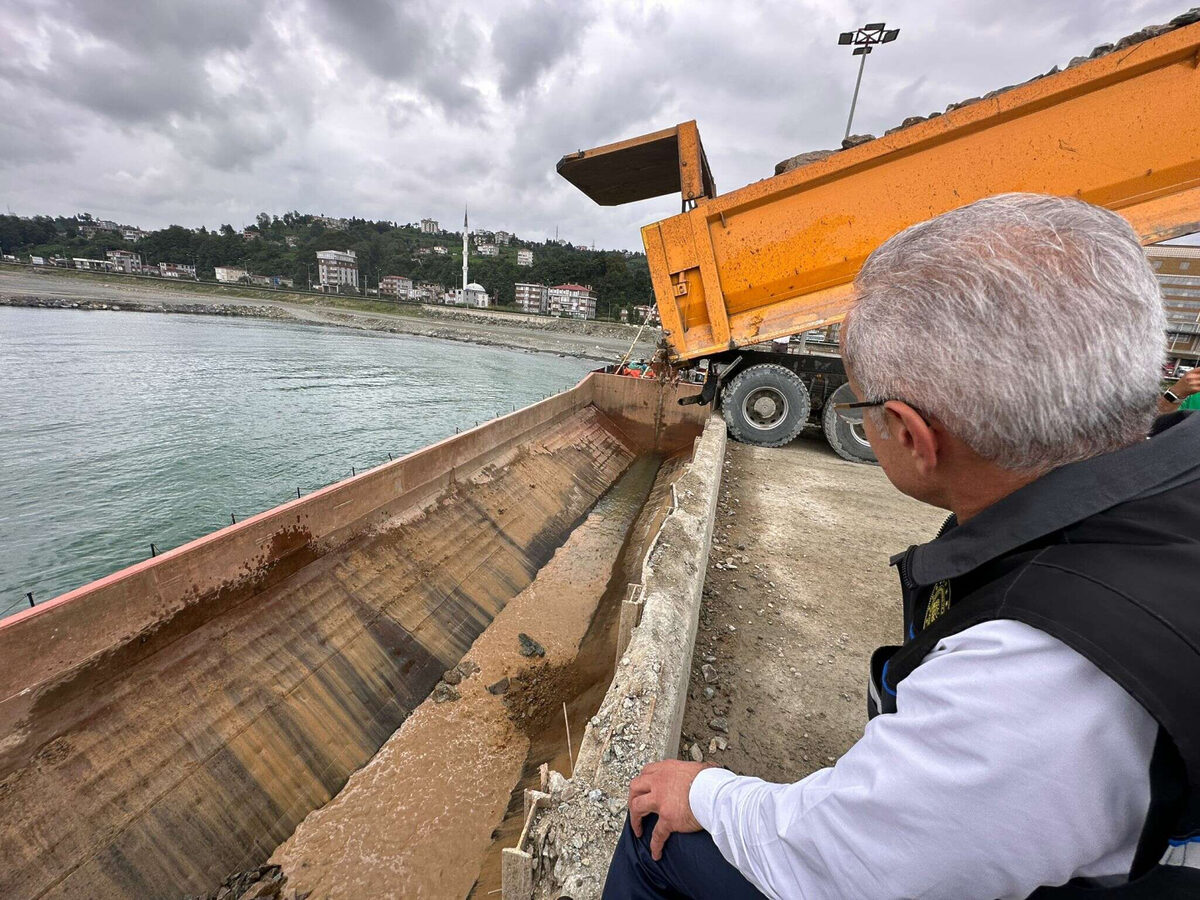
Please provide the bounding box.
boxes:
[837,21,901,140]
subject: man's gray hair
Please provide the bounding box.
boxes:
[842,193,1165,471]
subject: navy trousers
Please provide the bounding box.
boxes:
[602,813,768,899]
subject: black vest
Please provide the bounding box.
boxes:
[867,412,1200,897]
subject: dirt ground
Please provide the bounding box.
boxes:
[0,267,657,363]
[680,432,946,781]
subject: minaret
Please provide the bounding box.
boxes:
[462,206,469,293]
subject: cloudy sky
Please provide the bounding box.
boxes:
[0,0,1190,249]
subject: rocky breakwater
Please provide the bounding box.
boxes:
[0,293,295,321]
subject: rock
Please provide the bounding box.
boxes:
[442,668,462,685]
[690,742,704,762]
[431,682,460,703]
[709,716,729,734]
[1089,42,1114,58]
[841,133,875,149]
[457,659,480,677]
[773,148,836,176]
[518,632,546,657]
[1112,24,1171,52]
[1171,10,1200,27]
[701,653,717,663]
[240,881,281,900]
[703,686,716,700]
[487,677,510,695]
[701,664,719,684]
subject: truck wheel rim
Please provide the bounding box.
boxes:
[743,387,789,430]
[849,422,871,448]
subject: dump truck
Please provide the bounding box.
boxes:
[558,15,1200,461]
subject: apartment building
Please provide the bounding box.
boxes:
[420,218,439,234]
[105,249,143,274]
[514,282,549,314]
[477,243,499,257]
[1149,245,1200,366]
[158,262,197,279]
[380,274,414,298]
[316,249,359,292]
[548,283,597,320]
[516,249,533,267]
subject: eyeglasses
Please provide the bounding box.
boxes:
[832,399,890,425]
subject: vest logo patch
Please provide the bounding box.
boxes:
[924,580,951,627]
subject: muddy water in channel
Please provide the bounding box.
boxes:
[468,452,688,897]
[272,452,688,898]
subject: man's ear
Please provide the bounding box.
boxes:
[884,401,940,475]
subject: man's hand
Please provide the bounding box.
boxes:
[1172,370,1200,400]
[628,760,716,860]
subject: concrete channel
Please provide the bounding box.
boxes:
[0,373,721,899]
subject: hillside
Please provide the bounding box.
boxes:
[0,212,653,321]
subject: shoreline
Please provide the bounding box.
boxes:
[0,293,652,364]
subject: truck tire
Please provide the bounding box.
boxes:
[822,382,878,464]
[721,364,810,448]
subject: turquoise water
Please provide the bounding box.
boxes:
[0,306,593,616]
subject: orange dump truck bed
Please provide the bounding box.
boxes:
[559,20,1200,363]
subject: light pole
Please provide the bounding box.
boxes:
[838,22,900,141]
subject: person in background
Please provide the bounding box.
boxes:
[1158,368,1200,413]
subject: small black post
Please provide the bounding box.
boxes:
[352,466,356,476]
[26,592,34,608]
[297,486,302,498]
[150,543,157,557]
[231,513,237,524]
[388,452,393,461]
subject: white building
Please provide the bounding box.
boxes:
[633,304,661,325]
[73,257,113,272]
[380,274,413,298]
[517,249,534,267]
[456,282,490,308]
[215,266,249,283]
[316,249,359,292]
[447,206,490,307]
[548,283,597,320]
[495,230,511,246]
[432,245,448,255]
[420,218,439,234]
[477,243,499,257]
[514,282,549,314]
[159,262,197,279]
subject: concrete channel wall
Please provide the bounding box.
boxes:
[0,373,705,899]
[504,415,726,900]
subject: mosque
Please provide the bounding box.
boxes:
[451,207,490,308]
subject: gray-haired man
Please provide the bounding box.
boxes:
[604,194,1200,898]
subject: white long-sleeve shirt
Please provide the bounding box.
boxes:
[689,620,1157,900]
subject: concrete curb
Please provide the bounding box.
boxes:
[508,415,726,899]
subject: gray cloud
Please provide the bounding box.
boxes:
[0,0,1191,247]
[491,0,595,99]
